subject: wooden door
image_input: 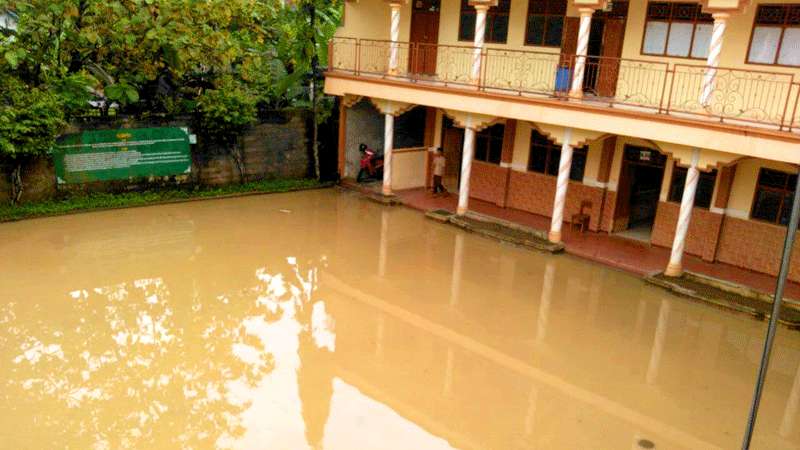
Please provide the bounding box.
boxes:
[560,17,580,67]
[442,128,463,193]
[410,4,440,75]
[596,18,626,97]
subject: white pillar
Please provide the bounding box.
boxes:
[470,5,489,84]
[700,13,728,106]
[548,128,574,243]
[383,113,394,196]
[457,127,476,215]
[389,2,402,74]
[665,149,701,277]
[569,8,594,97]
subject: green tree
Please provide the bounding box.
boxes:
[194,79,257,183]
[0,75,66,203]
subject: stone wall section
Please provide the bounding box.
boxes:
[1,113,310,202]
[469,162,509,207]
[505,170,605,231]
[651,202,724,262]
[716,216,800,283]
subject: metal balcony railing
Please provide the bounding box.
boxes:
[328,37,800,133]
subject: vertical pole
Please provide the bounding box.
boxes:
[389,2,402,74]
[701,13,728,106]
[742,173,800,449]
[383,113,395,196]
[457,127,476,215]
[570,8,594,98]
[471,5,489,84]
[665,149,700,277]
[548,128,574,243]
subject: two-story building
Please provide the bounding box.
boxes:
[325,0,800,282]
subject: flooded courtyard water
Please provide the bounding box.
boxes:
[1,189,800,449]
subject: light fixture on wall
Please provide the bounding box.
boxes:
[603,1,614,12]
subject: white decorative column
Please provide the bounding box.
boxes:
[383,113,395,196]
[665,149,701,277]
[388,1,402,74]
[700,13,729,106]
[470,3,490,84]
[548,128,574,243]
[569,8,594,98]
[457,127,477,215]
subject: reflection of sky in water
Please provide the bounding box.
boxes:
[2,257,453,450]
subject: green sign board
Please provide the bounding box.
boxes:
[53,127,192,184]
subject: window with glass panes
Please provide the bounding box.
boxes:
[751,168,798,225]
[458,0,511,43]
[527,130,587,181]
[525,0,567,47]
[668,166,717,208]
[747,4,800,67]
[474,124,505,165]
[641,2,713,59]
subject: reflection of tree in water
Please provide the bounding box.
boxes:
[0,260,320,449]
[256,256,337,450]
[290,259,336,450]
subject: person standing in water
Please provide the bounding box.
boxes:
[432,148,447,196]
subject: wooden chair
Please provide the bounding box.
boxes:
[571,201,592,234]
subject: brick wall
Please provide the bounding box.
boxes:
[651,202,723,262]
[505,170,605,231]
[469,162,509,206]
[716,217,800,282]
[200,115,310,186]
[2,113,310,203]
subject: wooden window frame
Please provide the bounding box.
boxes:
[750,167,798,225]
[667,165,717,209]
[458,0,511,44]
[524,0,568,48]
[474,124,505,165]
[527,131,587,181]
[746,4,800,68]
[640,1,713,60]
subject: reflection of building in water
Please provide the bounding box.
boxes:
[297,322,335,450]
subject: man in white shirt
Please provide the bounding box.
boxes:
[432,148,447,196]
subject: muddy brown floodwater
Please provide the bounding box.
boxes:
[1,189,800,449]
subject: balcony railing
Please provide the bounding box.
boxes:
[328,37,800,133]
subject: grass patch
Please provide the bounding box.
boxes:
[0,178,328,222]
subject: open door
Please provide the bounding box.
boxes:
[442,126,463,193]
[596,18,626,97]
[409,0,440,75]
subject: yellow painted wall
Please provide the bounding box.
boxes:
[512,121,533,171]
[338,0,411,41]
[391,149,428,189]
[727,158,798,218]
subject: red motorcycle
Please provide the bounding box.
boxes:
[357,143,384,182]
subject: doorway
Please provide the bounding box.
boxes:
[581,2,629,96]
[409,0,440,75]
[441,117,463,193]
[615,145,666,241]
